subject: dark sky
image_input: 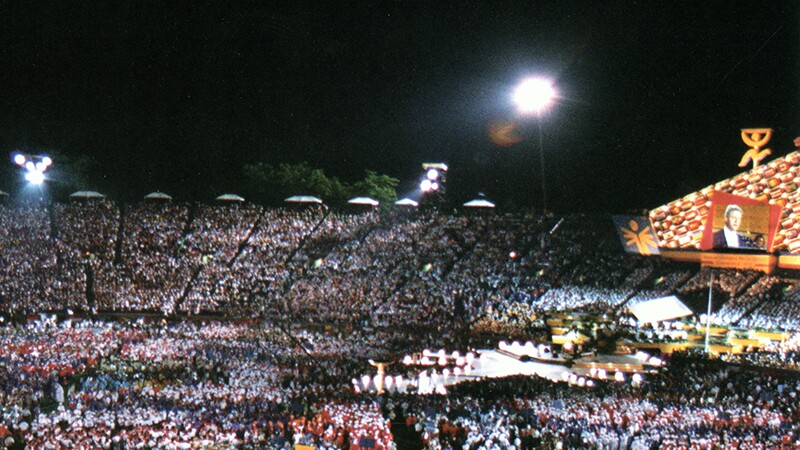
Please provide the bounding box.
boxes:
[1,1,798,212]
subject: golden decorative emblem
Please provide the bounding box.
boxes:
[620,219,658,255]
[739,128,773,169]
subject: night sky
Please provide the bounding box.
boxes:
[1,1,798,213]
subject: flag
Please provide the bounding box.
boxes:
[613,216,660,255]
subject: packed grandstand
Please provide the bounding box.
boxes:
[1,199,800,449]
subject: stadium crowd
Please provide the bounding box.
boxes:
[2,200,800,448]
[4,200,800,332]
[0,318,798,449]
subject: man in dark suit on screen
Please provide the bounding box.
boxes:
[712,204,756,249]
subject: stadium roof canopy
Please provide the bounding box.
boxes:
[70,190,105,199]
[215,193,245,202]
[144,191,172,200]
[348,197,379,206]
[463,199,496,208]
[285,195,323,204]
[395,198,419,207]
[629,296,693,324]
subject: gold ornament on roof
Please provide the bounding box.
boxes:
[739,128,772,169]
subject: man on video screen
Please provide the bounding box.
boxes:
[712,204,756,249]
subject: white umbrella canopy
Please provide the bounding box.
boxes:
[69,190,105,199]
[463,199,496,208]
[348,196,379,206]
[215,193,245,202]
[395,198,419,207]
[285,195,323,204]
[144,191,173,200]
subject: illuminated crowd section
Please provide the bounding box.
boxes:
[2,201,800,448]
[3,201,800,331]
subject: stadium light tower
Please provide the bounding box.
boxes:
[12,152,53,186]
[419,163,447,194]
[419,162,448,210]
[514,77,556,212]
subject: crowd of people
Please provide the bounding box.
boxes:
[0,317,798,449]
[3,200,800,333]
[2,200,800,447]
[399,355,800,450]
[0,318,403,449]
[0,204,90,314]
[95,202,191,313]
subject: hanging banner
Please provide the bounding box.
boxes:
[613,215,660,255]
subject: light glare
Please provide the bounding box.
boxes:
[25,170,45,185]
[420,179,432,192]
[514,78,556,114]
[13,154,54,187]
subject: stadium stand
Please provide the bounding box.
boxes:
[2,201,800,448]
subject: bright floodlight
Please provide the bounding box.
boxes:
[514,77,556,114]
[14,153,53,186]
[25,170,45,185]
[420,179,433,192]
[426,169,439,181]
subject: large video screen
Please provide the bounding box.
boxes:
[699,191,780,252]
[707,203,770,250]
